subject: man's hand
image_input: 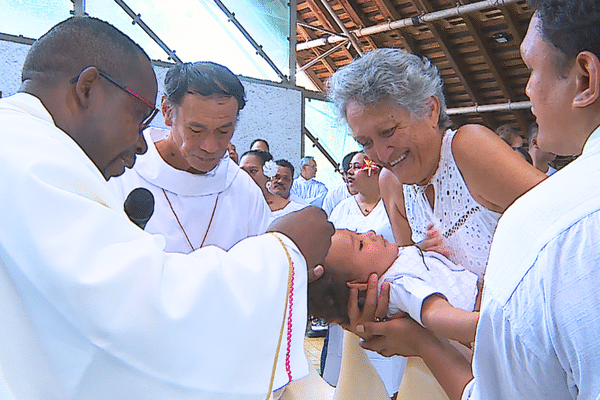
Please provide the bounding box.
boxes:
[266,206,334,282]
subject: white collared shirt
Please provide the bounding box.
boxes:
[464,127,600,399]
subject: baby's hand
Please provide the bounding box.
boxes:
[417,223,451,258]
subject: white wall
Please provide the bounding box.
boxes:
[0,39,302,166]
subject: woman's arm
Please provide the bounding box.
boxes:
[379,168,414,245]
[453,124,547,213]
[421,294,479,344]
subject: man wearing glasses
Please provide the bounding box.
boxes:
[0,16,333,399]
[108,61,272,253]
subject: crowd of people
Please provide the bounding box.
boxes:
[1,0,599,399]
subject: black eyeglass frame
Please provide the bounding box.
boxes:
[70,69,158,131]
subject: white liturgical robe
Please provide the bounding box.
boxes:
[109,128,272,253]
[0,93,308,400]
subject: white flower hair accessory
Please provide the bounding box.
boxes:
[263,160,278,178]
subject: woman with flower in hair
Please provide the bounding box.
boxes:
[240,150,307,218]
[322,151,406,399]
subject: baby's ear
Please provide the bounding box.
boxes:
[346,281,368,291]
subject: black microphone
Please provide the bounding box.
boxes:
[124,187,155,230]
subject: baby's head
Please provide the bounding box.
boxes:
[308,229,398,325]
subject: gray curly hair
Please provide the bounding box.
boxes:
[327,48,451,130]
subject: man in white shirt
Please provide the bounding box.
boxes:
[269,159,309,206]
[109,61,272,253]
[0,16,333,400]
[353,2,600,399]
[290,156,328,208]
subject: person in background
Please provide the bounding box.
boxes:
[240,150,307,218]
[322,151,359,216]
[0,16,334,399]
[250,138,270,152]
[227,141,239,164]
[109,61,272,253]
[291,156,329,208]
[496,123,532,164]
[528,122,557,175]
[352,1,600,399]
[269,159,310,206]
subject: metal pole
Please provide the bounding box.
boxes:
[297,0,519,51]
[319,0,363,56]
[212,0,288,83]
[446,100,531,115]
[296,39,349,73]
[72,0,85,17]
[289,0,297,85]
[113,0,182,63]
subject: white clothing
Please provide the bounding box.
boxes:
[272,200,308,219]
[463,127,600,399]
[0,93,308,400]
[328,197,394,242]
[403,129,502,280]
[288,193,309,205]
[325,197,405,396]
[109,128,272,253]
[291,176,328,208]
[322,183,352,216]
[547,164,557,176]
[381,247,478,326]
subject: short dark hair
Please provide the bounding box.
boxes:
[275,159,295,177]
[342,151,361,174]
[308,268,352,325]
[164,61,246,112]
[250,138,270,151]
[240,149,272,166]
[528,0,600,60]
[495,124,522,147]
[22,16,149,84]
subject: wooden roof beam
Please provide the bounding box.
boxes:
[461,14,529,132]
[371,0,419,54]
[304,0,357,60]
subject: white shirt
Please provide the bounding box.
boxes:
[290,176,328,208]
[322,183,352,216]
[403,129,501,280]
[382,247,478,326]
[463,127,600,399]
[272,200,308,219]
[109,128,272,253]
[325,197,405,396]
[0,93,309,400]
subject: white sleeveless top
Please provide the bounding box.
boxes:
[403,129,501,280]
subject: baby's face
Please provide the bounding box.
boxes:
[324,230,399,283]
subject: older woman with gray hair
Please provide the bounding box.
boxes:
[328,48,545,334]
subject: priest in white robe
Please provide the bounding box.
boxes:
[109,61,272,253]
[0,17,333,400]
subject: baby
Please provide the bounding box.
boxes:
[309,229,480,344]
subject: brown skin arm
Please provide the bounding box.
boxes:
[379,168,414,246]
[421,294,479,344]
[452,124,547,213]
[349,279,473,400]
[360,316,473,400]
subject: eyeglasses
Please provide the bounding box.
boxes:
[70,69,158,131]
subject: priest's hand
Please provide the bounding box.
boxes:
[267,206,334,282]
